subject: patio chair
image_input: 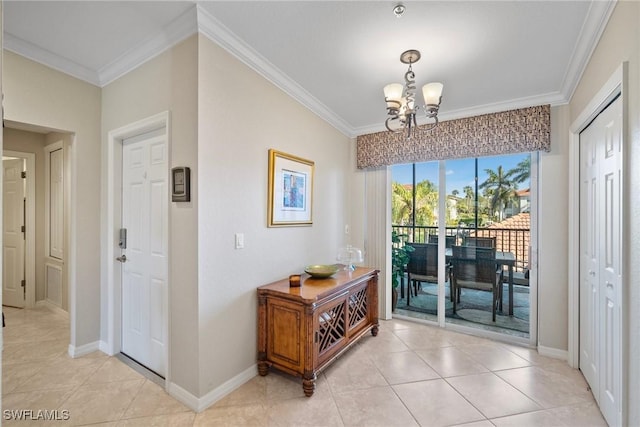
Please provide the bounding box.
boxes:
[464,236,496,248]
[450,245,503,322]
[428,234,456,248]
[406,243,453,304]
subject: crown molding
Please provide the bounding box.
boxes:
[438,91,567,122]
[3,1,613,136]
[98,6,198,87]
[353,90,567,136]
[196,5,355,138]
[559,0,617,103]
[3,33,101,86]
[4,6,198,88]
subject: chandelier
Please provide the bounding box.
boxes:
[383,49,443,138]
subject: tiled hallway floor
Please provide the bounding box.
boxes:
[2,304,607,426]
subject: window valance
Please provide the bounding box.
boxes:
[356,105,550,169]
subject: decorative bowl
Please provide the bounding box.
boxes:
[304,264,340,279]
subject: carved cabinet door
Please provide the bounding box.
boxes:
[314,292,348,366]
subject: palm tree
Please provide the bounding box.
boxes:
[414,180,438,226]
[463,185,474,211]
[479,165,518,221]
[392,182,413,225]
[508,156,531,184]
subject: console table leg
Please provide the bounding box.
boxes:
[371,324,379,336]
[257,361,270,376]
[302,373,316,397]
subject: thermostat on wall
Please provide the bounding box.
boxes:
[172,167,191,202]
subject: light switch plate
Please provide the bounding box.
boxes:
[235,233,245,249]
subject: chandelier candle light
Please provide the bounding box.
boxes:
[384,49,443,138]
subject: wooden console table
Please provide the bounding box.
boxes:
[257,267,379,396]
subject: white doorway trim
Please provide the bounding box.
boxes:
[3,150,36,308]
[105,111,171,385]
[568,63,627,421]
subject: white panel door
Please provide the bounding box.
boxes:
[597,97,622,426]
[3,159,26,308]
[48,148,64,260]
[579,119,599,394]
[579,96,622,427]
[121,130,168,377]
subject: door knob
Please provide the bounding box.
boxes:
[116,254,127,263]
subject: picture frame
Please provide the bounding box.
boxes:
[268,149,314,227]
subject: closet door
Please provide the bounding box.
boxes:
[579,121,598,394]
[579,96,622,427]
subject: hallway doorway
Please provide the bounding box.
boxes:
[2,124,73,343]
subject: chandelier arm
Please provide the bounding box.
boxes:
[421,116,439,132]
[385,99,401,115]
[385,116,404,133]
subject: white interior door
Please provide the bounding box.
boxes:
[579,120,598,393]
[120,129,168,377]
[579,96,622,426]
[3,159,26,308]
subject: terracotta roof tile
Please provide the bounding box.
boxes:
[472,213,530,270]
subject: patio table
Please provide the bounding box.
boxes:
[446,248,516,316]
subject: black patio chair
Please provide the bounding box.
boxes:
[406,243,453,305]
[450,245,503,321]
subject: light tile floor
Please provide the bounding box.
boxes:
[2,304,608,426]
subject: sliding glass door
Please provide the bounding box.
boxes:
[392,153,533,338]
[391,162,441,322]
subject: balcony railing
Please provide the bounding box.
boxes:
[392,225,530,272]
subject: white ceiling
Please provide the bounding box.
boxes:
[3,1,615,137]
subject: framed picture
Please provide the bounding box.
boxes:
[268,149,314,227]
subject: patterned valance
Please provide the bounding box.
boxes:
[356,105,550,169]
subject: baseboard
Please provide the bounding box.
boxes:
[197,364,258,411]
[98,340,113,355]
[166,382,201,412]
[68,341,101,358]
[167,364,258,412]
[538,344,568,361]
[35,300,68,317]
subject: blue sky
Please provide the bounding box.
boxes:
[392,153,530,194]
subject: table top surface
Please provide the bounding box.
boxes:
[258,266,379,303]
[444,248,515,265]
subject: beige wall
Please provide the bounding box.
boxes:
[537,106,570,351]
[101,32,352,400]
[101,35,199,395]
[197,34,351,396]
[2,51,102,348]
[3,128,46,303]
[568,2,640,424]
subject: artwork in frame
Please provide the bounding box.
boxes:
[268,149,314,227]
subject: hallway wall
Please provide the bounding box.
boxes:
[196,34,351,398]
[3,50,102,350]
[101,35,199,396]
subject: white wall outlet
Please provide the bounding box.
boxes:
[344,224,350,235]
[235,233,245,249]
